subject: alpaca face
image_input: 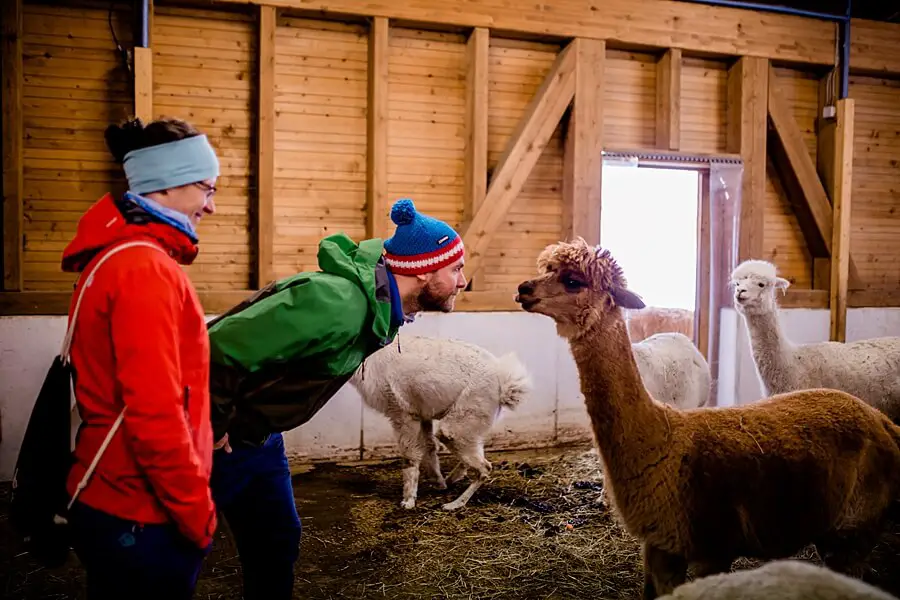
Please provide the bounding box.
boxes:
[730,260,790,316]
[515,238,645,337]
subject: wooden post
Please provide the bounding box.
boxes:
[829,98,854,342]
[463,27,489,290]
[726,56,767,264]
[656,48,681,151]
[366,17,389,240]
[133,48,154,122]
[2,0,23,291]
[563,38,604,246]
[255,5,276,288]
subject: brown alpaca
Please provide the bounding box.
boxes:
[515,238,900,600]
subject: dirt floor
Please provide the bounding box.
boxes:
[2,444,900,599]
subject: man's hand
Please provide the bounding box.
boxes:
[214,433,232,453]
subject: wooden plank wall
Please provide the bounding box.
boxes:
[153,6,255,290]
[3,0,900,313]
[21,1,132,290]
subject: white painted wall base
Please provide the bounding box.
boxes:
[3,307,900,482]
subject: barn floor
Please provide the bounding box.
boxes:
[2,444,900,599]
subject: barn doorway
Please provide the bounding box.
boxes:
[600,162,702,346]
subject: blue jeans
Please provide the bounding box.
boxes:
[69,501,209,600]
[210,433,302,600]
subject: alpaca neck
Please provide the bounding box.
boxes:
[741,307,794,389]
[568,314,673,484]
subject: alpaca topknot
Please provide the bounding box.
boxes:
[731,258,779,282]
[537,237,629,291]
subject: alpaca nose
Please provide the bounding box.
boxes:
[518,281,535,296]
[736,288,747,299]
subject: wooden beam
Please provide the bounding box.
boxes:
[255,5,276,287]
[0,291,256,316]
[829,98,854,342]
[726,56,767,264]
[563,38,604,246]
[462,41,576,281]
[2,0,23,291]
[780,288,829,309]
[655,48,681,151]
[463,27,489,290]
[216,0,839,68]
[767,65,862,289]
[366,16,389,240]
[133,48,153,121]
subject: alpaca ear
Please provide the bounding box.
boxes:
[612,287,646,310]
[774,277,791,289]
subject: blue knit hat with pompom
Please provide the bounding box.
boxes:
[382,198,463,275]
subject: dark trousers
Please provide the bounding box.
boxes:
[210,433,302,600]
[69,501,209,600]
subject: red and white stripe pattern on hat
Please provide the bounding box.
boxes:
[383,235,464,276]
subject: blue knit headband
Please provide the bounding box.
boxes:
[122,134,220,195]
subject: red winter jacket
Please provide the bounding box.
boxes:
[62,193,217,549]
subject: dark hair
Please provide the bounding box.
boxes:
[104,116,202,164]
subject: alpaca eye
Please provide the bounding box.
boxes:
[758,282,765,288]
[562,276,585,290]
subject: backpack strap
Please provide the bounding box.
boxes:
[59,240,167,516]
[60,240,165,365]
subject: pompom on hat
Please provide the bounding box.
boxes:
[382,198,464,276]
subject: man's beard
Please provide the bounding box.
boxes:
[415,281,456,313]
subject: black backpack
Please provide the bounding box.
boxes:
[10,241,159,567]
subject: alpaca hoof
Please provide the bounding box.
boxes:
[435,479,448,490]
[400,498,416,510]
[442,500,466,511]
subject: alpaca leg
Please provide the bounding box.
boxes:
[419,421,446,490]
[441,442,491,511]
[816,526,881,580]
[445,462,468,485]
[395,419,425,510]
[642,544,688,600]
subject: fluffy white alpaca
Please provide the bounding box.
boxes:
[632,331,711,410]
[350,335,533,511]
[731,259,900,422]
[658,559,898,600]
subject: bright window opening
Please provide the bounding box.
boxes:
[600,163,701,339]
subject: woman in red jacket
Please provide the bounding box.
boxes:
[61,116,219,599]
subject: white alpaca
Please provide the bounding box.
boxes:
[632,332,711,410]
[731,259,900,422]
[350,335,533,511]
[658,559,898,600]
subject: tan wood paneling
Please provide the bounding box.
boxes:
[848,76,900,292]
[21,2,133,291]
[153,6,255,290]
[763,67,819,289]
[604,49,655,149]
[483,38,565,290]
[386,27,467,237]
[680,57,728,155]
[272,16,368,278]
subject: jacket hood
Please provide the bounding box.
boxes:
[316,233,392,342]
[61,192,200,272]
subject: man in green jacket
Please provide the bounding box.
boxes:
[205,198,466,600]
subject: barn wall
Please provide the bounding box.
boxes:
[5,0,900,308]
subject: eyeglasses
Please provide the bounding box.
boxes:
[193,181,217,199]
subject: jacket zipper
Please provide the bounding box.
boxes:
[184,385,191,424]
